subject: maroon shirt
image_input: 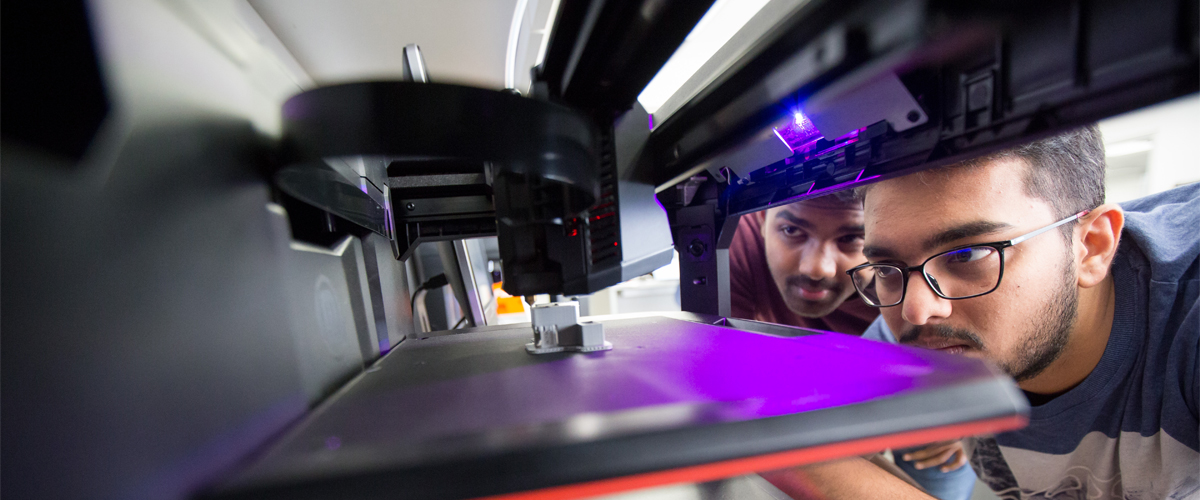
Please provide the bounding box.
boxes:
[729,212,878,335]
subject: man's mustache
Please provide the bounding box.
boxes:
[897,324,985,349]
[785,275,840,292]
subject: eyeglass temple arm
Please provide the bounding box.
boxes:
[1008,210,1091,246]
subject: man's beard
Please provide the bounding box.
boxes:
[1004,261,1077,381]
[897,256,1078,382]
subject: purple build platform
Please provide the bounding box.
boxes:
[210,313,1027,500]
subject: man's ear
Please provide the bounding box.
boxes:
[1076,203,1124,288]
[756,209,769,239]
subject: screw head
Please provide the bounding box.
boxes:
[405,202,416,211]
[907,110,921,123]
[687,239,706,257]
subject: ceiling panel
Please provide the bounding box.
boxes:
[249,0,518,89]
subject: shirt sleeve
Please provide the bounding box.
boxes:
[1186,296,1199,420]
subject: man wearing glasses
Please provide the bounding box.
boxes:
[763,126,1199,499]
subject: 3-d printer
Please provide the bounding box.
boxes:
[3,0,1196,499]
[235,0,1199,497]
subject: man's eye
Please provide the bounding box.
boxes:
[873,266,903,281]
[943,247,994,264]
[838,234,865,244]
[780,226,804,238]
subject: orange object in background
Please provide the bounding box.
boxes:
[497,297,525,315]
[494,283,525,314]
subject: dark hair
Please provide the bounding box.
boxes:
[825,187,862,206]
[963,125,1106,218]
[857,125,1106,224]
[796,186,861,208]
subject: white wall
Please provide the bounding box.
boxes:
[1099,94,1200,203]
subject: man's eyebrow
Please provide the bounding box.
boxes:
[863,220,1013,261]
[840,224,865,234]
[921,220,1014,251]
[773,211,813,228]
[862,245,894,260]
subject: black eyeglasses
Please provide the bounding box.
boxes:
[846,210,1090,307]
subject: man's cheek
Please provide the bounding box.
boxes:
[835,256,860,286]
[767,244,798,276]
[951,302,1011,356]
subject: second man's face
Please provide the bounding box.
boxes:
[761,199,866,318]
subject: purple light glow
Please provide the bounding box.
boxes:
[777,105,866,161]
[648,114,655,131]
[812,136,858,158]
[772,128,793,152]
[295,319,989,454]
[239,314,1017,485]
[776,109,822,147]
[793,111,811,128]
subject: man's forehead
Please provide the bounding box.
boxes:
[860,160,1044,259]
[863,218,1015,260]
[864,158,1029,216]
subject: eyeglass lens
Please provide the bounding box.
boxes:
[851,246,1003,306]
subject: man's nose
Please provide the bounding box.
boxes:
[901,273,952,325]
[797,241,838,280]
